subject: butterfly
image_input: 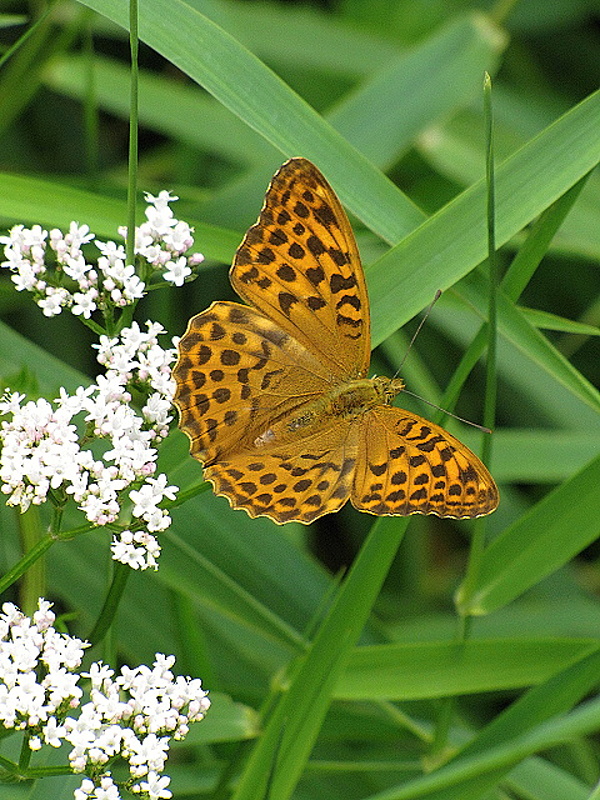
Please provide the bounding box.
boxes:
[173,158,499,524]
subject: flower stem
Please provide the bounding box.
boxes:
[86,560,131,647]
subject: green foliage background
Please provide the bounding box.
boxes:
[0,0,599,798]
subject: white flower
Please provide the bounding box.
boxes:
[163,221,194,253]
[38,286,70,316]
[0,195,205,320]
[0,601,209,796]
[32,599,55,631]
[127,732,170,775]
[134,771,172,800]
[95,240,126,264]
[0,322,179,568]
[74,778,95,800]
[162,257,191,287]
[71,289,98,318]
[111,530,155,571]
[142,394,172,428]
[84,662,115,690]
[64,222,95,251]
[188,251,205,266]
[92,774,121,800]
[144,190,178,208]
[11,260,40,291]
[63,254,90,282]
[42,716,67,747]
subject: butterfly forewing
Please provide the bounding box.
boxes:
[231,158,370,379]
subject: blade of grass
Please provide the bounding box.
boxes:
[328,14,506,168]
[360,650,600,800]
[79,0,427,243]
[456,273,600,413]
[458,452,600,615]
[232,517,409,800]
[76,0,600,409]
[336,639,599,700]
[519,307,600,336]
[368,88,600,344]
[501,174,591,300]
[44,54,276,166]
[0,173,239,261]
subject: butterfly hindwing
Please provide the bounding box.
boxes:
[204,420,360,524]
[352,407,499,519]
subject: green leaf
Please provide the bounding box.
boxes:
[0,320,87,395]
[336,639,598,700]
[78,0,426,242]
[232,517,408,800]
[519,306,600,336]
[488,429,600,483]
[456,274,600,414]
[361,650,600,800]
[0,173,239,262]
[368,88,600,344]
[506,758,591,800]
[44,54,275,167]
[182,692,260,745]
[460,452,600,615]
[328,14,506,168]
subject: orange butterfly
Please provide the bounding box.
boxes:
[173,158,498,524]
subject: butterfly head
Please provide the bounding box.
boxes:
[371,375,405,406]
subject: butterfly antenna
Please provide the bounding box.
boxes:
[391,291,491,434]
[392,290,442,379]
[401,389,493,434]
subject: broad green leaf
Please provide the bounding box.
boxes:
[197,13,505,227]
[45,15,505,213]
[500,175,592,301]
[182,691,260,744]
[232,516,408,800]
[0,320,87,395]
[506,758,591,800]
[460,452,600,615]
[0,173,239,261]
[368,89,600,344]
[433,291,600,431]
[195,0,401,77]
[456,273,600,413]
[489,429,600,483]
[44,54,275,166]
[328,14,506,168]
[360,650,600,800]
[0,173,135,237]
[78,0,426,242]
[336,639,598,700]
[418,91,600,262]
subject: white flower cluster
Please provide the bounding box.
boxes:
[0,322,178,570]
[0,192,204,318]
[119,190,205,287]
[0,600,210,800]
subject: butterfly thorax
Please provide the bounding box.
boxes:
[326,375,406,418]
[253,375,405,449]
